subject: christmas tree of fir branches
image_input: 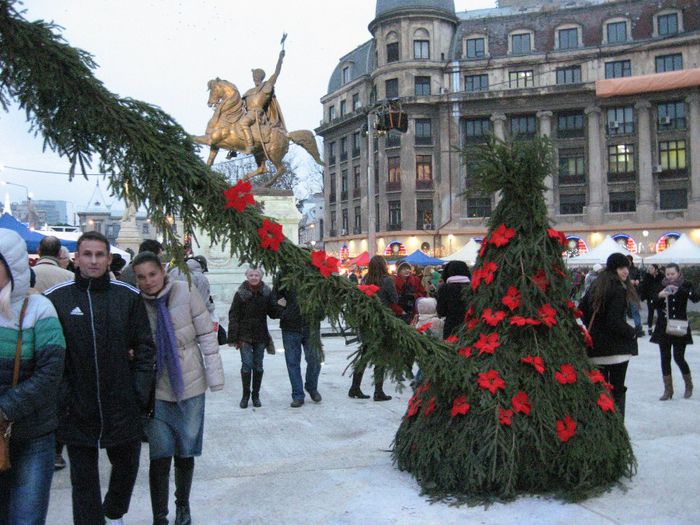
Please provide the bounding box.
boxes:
[393,137,636,502]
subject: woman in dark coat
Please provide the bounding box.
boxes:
[581,253,638,419]
[650,263,699,400]
[436,261,471,339]
[639,264,664,335]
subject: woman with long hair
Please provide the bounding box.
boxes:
[348,255,399,401]
[436,260,472,339]
[650,263,699,400]
[133,251,224,525]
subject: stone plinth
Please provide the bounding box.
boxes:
[116,218,141,253]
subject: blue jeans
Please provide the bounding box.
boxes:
[240,342,265,373]
[628,302,642,328]
[0,432,55,525]
[282,329,321,401]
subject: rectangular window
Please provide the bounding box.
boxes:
[388,201,401,227]
[342,66,350,84]
[609,191,636,213]
[342,209,349,232]
[463,117,491,142]
[414,76,431,96]
[354,206,362,232]
[557,112,584,138]
[329,173,336,202]
[467,197,491,218]
[608,144,635,174]
[511,33,531,54]
[558,150,585,184]
[607,21,627,43]
[558,28,579,49]
[328,142,336,165]
[658,13,679,36]
[465,74,489,92]
[659,140,687,171]
[352,93,360,111]
[388,156,401,183]
[328,105,336,121]
[375,202,380,232]
[386,130,401,148]
[340,137,348,161]
[415,119,432,145]
[330,214,337,234]
[142,223,150,235]
[509,70,534,88]
[605,60,631,79]
[466,38,485,58]
[353,165,361,191]
[417,199,434,229]
[340,100,347,117]
[657,101,686,130]
[385,78,399,99]
[352,132,361,157]
[655,53,683,73]
[386,42,399,63]
[341,170,348,197]
[556,65,581,85]
[606,107,634,135]
[414,40,430,59]
[660,189,687,210]
[510,115,537,137]
[416,155,432,182]
[559,193,586,215]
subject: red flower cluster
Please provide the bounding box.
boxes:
[538,303,557,328]
[579,325,593,348]
[407,394,422,417]
[310,251,339,277]
[257,219,285,251]
[416,322,432,333]
[471,261,498,291]
[445,335,459,344]
[499,407,513,425]
[464,306,479,330]
[482,308,507,327]
[223,180,255,212]
[547,228,568,247]
[358,284,380,297]
[520,355,545,375]
[501,286,521,311]
[566,300,583,318]
[554,363,577,385]
[423,396,436,416]
[451,395,471,417]
[556,415,577,442]
[458,346,473,358]
[511,391,531,416]
[532,269,549,292]
[585,369,605,384]
[477,369,506,394]
[490,224,516,247]
[475,333,501,356]
[597,392,616,413]
[510,316,541,327]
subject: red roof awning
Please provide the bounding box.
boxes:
[596,68,700,98]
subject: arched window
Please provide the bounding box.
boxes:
[413,28,430,59]
[386,31,400,64]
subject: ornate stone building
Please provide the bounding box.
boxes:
[317,0,700,260]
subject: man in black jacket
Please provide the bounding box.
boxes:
[45,231,155,525]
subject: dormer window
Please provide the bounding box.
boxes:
[557,26,580,50]
[342,66,351,85]
[655,10,682,36]
[509,31,533,55]
[604,18,630,44]
[466,37,486,58]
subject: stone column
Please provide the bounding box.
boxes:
[537,110,555,216]
[635,100,654,221]
[490,112,507,206]
[687,93,700,219]
[584,106,604,225]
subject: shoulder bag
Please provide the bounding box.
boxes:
[665,296,689,337]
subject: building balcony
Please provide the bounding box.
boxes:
[607,171,636,183]
[656,168,688,180]
[558,175,586,185]
[341,191,348,201]
[329,193,336,203]
[386,181,401,192]
[352,148,361,158]
[353,188,361,199]
[417,222,434,230]
[340,152,348,162]
[415,136,432,146]
[416,179,433,190]
[329,229,337,237]
[353,226,362,235]
[328,156,336,166]
[556,129,585,139]
[387,222,402,231]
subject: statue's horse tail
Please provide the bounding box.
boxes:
[288,130,323,165]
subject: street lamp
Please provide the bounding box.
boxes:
[0,180,31,200]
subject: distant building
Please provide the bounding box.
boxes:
[9,199,73,227]
[298,193,325,248]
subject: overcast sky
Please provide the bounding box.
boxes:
[0,0,496,215]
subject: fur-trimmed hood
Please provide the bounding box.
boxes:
[0,229,30,302]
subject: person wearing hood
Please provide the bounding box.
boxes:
[436,260,472,339]
[133,251,224,525]
[0,230,66,524]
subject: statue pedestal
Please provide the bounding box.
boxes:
[116,218,141,253]
[192,189,300,328]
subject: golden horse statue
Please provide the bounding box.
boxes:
[192,78,322,185]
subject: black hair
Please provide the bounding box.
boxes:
[132,251,162,269]
[77,231,110,253]
[38,236,62,257]
[139,239,163,254]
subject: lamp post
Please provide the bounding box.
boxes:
[0,180,31,200]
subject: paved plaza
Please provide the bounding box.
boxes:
[46,321,700,525]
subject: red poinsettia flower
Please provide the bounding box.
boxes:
[566,300,583,318]
[603,381,614,393]
[490,224,516,247]
[257,219,285,251]
[509,316,542,327]
[445,335,459,344]
[579,325,593,348]
[458,346,473,358]
[477,369,506,394]
[417,322,433,333]
[482,308,507,327]
[358,284,380,297]
[501,286,521,311]
[423,396,436,416]
[407,394,422,417]
[547,228,568,247]
[451,395,471,417]
[223,179,255,212]
[597,392,616,413]
[475,333,501,356]
[554,363,577,385]
[585,369,606,384]
[416,381,430,394]
[471,261,499,291]
[538,303,557,328]
[511,391,531,416]
[499,407,513,426]
[471,268,484,291]
[532,269,549,293]
[466,318,479,331]
[310,250,339,277]
[556,415,577,442]
[520,355,545,375]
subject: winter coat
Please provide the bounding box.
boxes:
[45,272,155,448]
[0,230,65,441]
[227,281,277,345]
[437,277,470,339]
[639,272,664,302]
[650,281,700,345]
[169,259,216,317]
[361,275,399,310]
[141,279,224,402]
[31,256,74,293]
[394,275,426,318]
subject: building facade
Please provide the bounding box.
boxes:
[317,0,700,260]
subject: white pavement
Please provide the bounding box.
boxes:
[47,327,700,525]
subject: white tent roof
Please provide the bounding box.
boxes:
[643,234,700,264]
[442,238,480,265]
[36,230,132,262]
[566,235,641,267]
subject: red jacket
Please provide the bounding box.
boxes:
[393,275,427,317]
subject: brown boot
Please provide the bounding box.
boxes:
[659,375,673,401]
[683,373,693,399]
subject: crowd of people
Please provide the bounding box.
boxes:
[1,231,697,524]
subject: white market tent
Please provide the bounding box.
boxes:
[643,234,700,265]
[442,238,481,265]
[566,235,641,267]
[36,229,132,262]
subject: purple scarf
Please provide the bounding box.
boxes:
[662,275,685,288]
[155,293,185,402]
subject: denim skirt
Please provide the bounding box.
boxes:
[145,393,205,460]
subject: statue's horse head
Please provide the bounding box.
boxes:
[206,78,240,108]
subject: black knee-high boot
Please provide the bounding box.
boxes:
[174,456,194,525]
[348,365,369,398]
[240,370,251,409]
[252,370,264,407]
[149,457,171,525]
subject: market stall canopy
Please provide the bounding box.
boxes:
[596,68,700,98]
[643,234,700,265]
[442,238,480,265]
[37,229,131,262]
[402,249,445,266]
[566,235,641,267]
[0,212,77,253]
[346,251,369,267]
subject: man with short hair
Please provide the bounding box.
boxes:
[45,231,155,525]
[118,238,165,286]
[32,235,74,293]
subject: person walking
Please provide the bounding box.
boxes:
[0,230,66,525]
[132,251,224,525]
[45,231,155,525]
[580,253,638,419]
[639,264,664,336]
[227,268,278,409]
[436,261,471,339]
[650,263,699,400]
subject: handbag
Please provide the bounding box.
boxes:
[0,297,29,472]
[665,296,689,337]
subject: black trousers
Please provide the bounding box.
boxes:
[67,439,141,524]
[645,300,657,328]
[659,341,691,376]
[599,361,629,416]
